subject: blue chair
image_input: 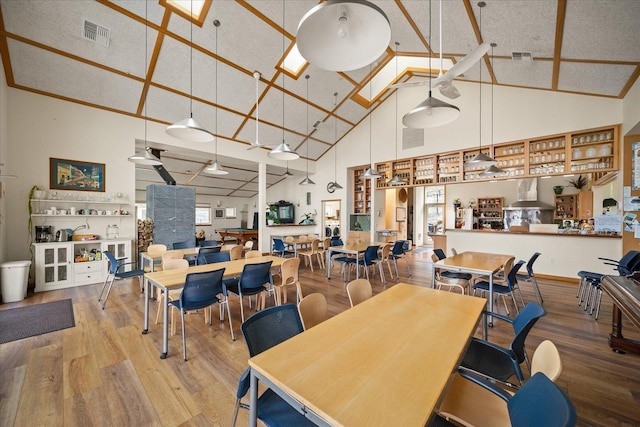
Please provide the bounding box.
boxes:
[225,260,274,322]
[349,245,381,281]
[473,259,526,315]
[432,248,473,281]
[197,239,219,247]
[390,240,411,277]
[98,251,145,309]
[460,302,548,388]
[196,246,221,264]
[231,304,314,427]
[516,252,543,305]
[271,238,293,257]
[173,239,197,265]
[169,268,232,360]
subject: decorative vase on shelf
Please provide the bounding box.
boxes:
[553,186,564,195]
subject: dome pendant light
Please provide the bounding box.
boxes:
[330,91,343,190]
[296,0,391,72]
[166,0,214,143]
[270,3,299,161]
[466,2,497,170]
[129,0,162,166]
[388,42,407,186]
[205,20,228,175]
[402,0,460,129]
[300,75,315,186]
[480,42,506,177]
[363,65,381,180]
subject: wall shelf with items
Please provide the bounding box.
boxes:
[437,152,462,183]
[413,156,435,185]
[375,162,392,189]
[30,197,131,217]
[391,160,412,186]
[528,136,567,176]
[493,142,527,179]
[353,167,371,214]
[554,194,577,220]
[477,197,504,229]
[462,149,492,181]
[569,127,616,174]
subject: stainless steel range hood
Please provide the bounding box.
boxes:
[504,178,554,210]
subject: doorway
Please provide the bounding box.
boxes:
[322,200,341,239]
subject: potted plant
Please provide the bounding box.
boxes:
[567,174,588,191]
[299,212,313,225]
[267,205,279,225]
[453,198,462,210]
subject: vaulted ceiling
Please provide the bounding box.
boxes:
[1,0,639,197]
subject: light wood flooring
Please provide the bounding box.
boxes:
[1,252,640,426]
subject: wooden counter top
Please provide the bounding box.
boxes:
[446,228,621,238]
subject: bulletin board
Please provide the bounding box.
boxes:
[623,131,640,254]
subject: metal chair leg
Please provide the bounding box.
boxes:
[530,275,543,304]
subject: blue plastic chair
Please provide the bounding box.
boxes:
[169,268,231,360]
[173,239,197,265]
[196,246,222,264]
[460,302,548,388]
[231,304,314,427]
[390,240,411,277]
[516,252,544,305]
[197,239,219,247]
[473,260,526,315]
[433,248,473,281]
[225,260,274,322]
[98,251,145,309]
[272,238,293,257]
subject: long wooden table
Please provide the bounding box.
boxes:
[248,284,486,426]
[139,247,200,272]
[600,275,640,354]
[325,241,386,280]
[141,255,285,359]
[432,251,513,336]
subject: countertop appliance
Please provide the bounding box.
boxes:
[55,229,71,242]
[35,225,53,243]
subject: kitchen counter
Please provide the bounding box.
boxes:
[445,228,620,238]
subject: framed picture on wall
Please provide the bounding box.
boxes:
[225,207,237,219]
[214,208,224,219]
[396,207,407,222]
[50,158,105,192]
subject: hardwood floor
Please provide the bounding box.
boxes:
[1,252,639,426]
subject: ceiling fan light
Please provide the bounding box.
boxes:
[362,166,382,179]
[128,148,163,166]
[296,0,391,72]
[269,142,299,161]
[479,164,507,177]
[402,94,460,128]
[466,151,497,168]
[205,161,229,175]
[299,176,316,185]
[387,174,407,186]
[166,117,214,143]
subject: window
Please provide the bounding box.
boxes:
[136,203,147,221]
[425,186,445,233]
[196,205,211,225]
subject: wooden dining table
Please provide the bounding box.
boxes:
[325,241,386,280]
[141,255,285,359]
[432,251,513,336]
[248,283,486,426]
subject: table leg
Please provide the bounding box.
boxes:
[142,276,149,334]
[161,286,169,359]
[488,275,494,328]
[326,250,331,279]
[249,370,258,427]
[431,265,436,289]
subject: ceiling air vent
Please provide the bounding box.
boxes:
[83,20,110,47]
[511,51,533,61]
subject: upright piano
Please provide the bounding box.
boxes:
[600,275,640,354]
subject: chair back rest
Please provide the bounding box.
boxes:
[180,268,226,311]
[364,245,380,263]
[299,235,308,242]
[284,236,294,243]
[433,248,447,260]
[162,250,184,264]
[172,239,195,250]
[298,293,328,330]
[504,258,522,290]
[618,250,640,275]
[200,251,231,264]
[229,245,244,260]
[147,244,167,258]
[239,260,273,291]
[391,240,405,255]
[103,251,119,274]
[331,238,344,246]
[322,237,331,250]
[381,243,392,259]
[244,240,254,250]
[346,279,372,307]
[241,304,304,357]
[163,258,189,270]
[245,250,262,259]
[307,234,316,241]
[311,239,320,252]
[510,302,548,363]
[531,340,562,382]
[508,373,576,427]
[197,239,219,247]
[197,246,222,265]
[280,257,300,286]
[526,252,541,276]
[273,238,286,251]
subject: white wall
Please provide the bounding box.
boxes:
[0,49,8,262]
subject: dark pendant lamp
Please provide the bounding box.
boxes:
[388,42,407,186]
[205,20,228,175]
[329,91,343,190]
[129,0,162,166]
[480,42,506,177]
[166,0,214,143]
[270,3,299,161]
[300,75,315,185]
[403,0,459,129]
[296,0,391,72]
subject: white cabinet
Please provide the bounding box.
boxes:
[33,239,132,292]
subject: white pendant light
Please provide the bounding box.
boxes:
[465,2,496,169]
[166,0,213,143]
[129,0,162,166]
[363,65,381,180]
[330,91,343,190]
[300,75,315,186]
[403,0,460,129]
[388,42,407,186]
[481,42,506,177]
[296,0,391,72]
[270,3,299,161]
[248,71,268,150]
[205,20,228,175]
[283,162,294,177]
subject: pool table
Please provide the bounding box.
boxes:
[215,228,258,245]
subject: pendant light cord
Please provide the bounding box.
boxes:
[369,64,373,166]
[334,92,338,181]
[214,20,219,161]
[428,0,432,96]
[478,2,483,153]
[306,74,310,176]
[143,0,148,152]
[282,1,285,144]
[189,0,193,118]
[395,42,399,163]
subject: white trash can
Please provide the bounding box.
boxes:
[1,260,32,303]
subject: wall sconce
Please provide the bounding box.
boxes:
[217,200,222,207]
